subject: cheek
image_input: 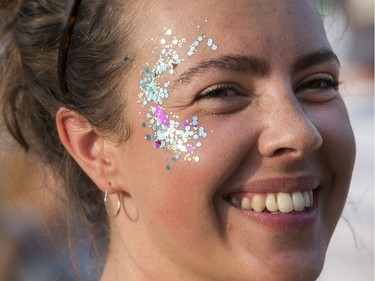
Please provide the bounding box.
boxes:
[315,101,356,173]
[312,101,356,227]
[122,115,247,228]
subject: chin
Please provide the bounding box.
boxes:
[259,249,326,281]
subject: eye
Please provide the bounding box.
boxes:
[295,74,340,92]
[195,83,250,114]
[196,83,246,100]
[295,74,341,102]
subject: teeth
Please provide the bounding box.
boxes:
[252,195,265,213]
[231,197,241,207]
[308,190,313,206]
[265,194,278,212]
[230,190,315,214]
[303,191,311,207]
[240,197,252,210]
[292,191,305,211]
[277,193,294,213]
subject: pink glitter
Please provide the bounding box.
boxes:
[187,146,197,152]
[154,140,161,148]
[155,103,170,125]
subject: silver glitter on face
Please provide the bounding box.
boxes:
[138,27,218,169]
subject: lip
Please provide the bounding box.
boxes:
[223,175,320,232]
[227,175,320,194]
[228,189,319,232]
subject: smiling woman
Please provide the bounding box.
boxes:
[0,0,356,281]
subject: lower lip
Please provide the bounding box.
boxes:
[230,195,318,232]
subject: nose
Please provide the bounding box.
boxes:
[258,95,323,159]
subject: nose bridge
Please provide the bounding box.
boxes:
[259,88,323,158]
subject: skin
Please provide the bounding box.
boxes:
[57,1,356,280]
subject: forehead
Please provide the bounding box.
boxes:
[135,0,329,58]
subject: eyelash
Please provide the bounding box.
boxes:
[295,75,341,92]
[196,83,244,101]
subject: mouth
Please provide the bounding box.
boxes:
[222,176,320,231]
[225,189,315,214]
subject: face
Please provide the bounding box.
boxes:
[110,1,356,280]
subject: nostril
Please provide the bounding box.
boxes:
[272,147,296,157]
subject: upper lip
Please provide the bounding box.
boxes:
[226,175,320,195]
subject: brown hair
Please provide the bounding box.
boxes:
[1,0,137,278]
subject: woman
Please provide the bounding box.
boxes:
[0,0,356,280]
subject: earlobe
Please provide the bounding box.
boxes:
[56,107,113,191]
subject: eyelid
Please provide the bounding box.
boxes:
[196,83,246,100]
[295,73,339,91]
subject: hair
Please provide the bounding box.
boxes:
[0,0,138,278]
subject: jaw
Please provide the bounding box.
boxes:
[210,189,330,281]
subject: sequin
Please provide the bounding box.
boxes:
[138,27,219,169]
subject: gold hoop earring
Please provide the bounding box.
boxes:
[104,187,121,218]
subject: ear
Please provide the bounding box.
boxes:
[56,107,117,193]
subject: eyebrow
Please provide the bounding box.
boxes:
[292,49,340,74]
[175,55,269,84]
[174,48,340,85]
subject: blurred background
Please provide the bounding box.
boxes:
[318,0,374,280]
[0,0,374,280]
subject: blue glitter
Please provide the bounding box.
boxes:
[166,165,171,170]
[138,28,218,168]
[142,122,146,128]
[146,134,151,140]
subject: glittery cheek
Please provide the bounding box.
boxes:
[137,27,217,170]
